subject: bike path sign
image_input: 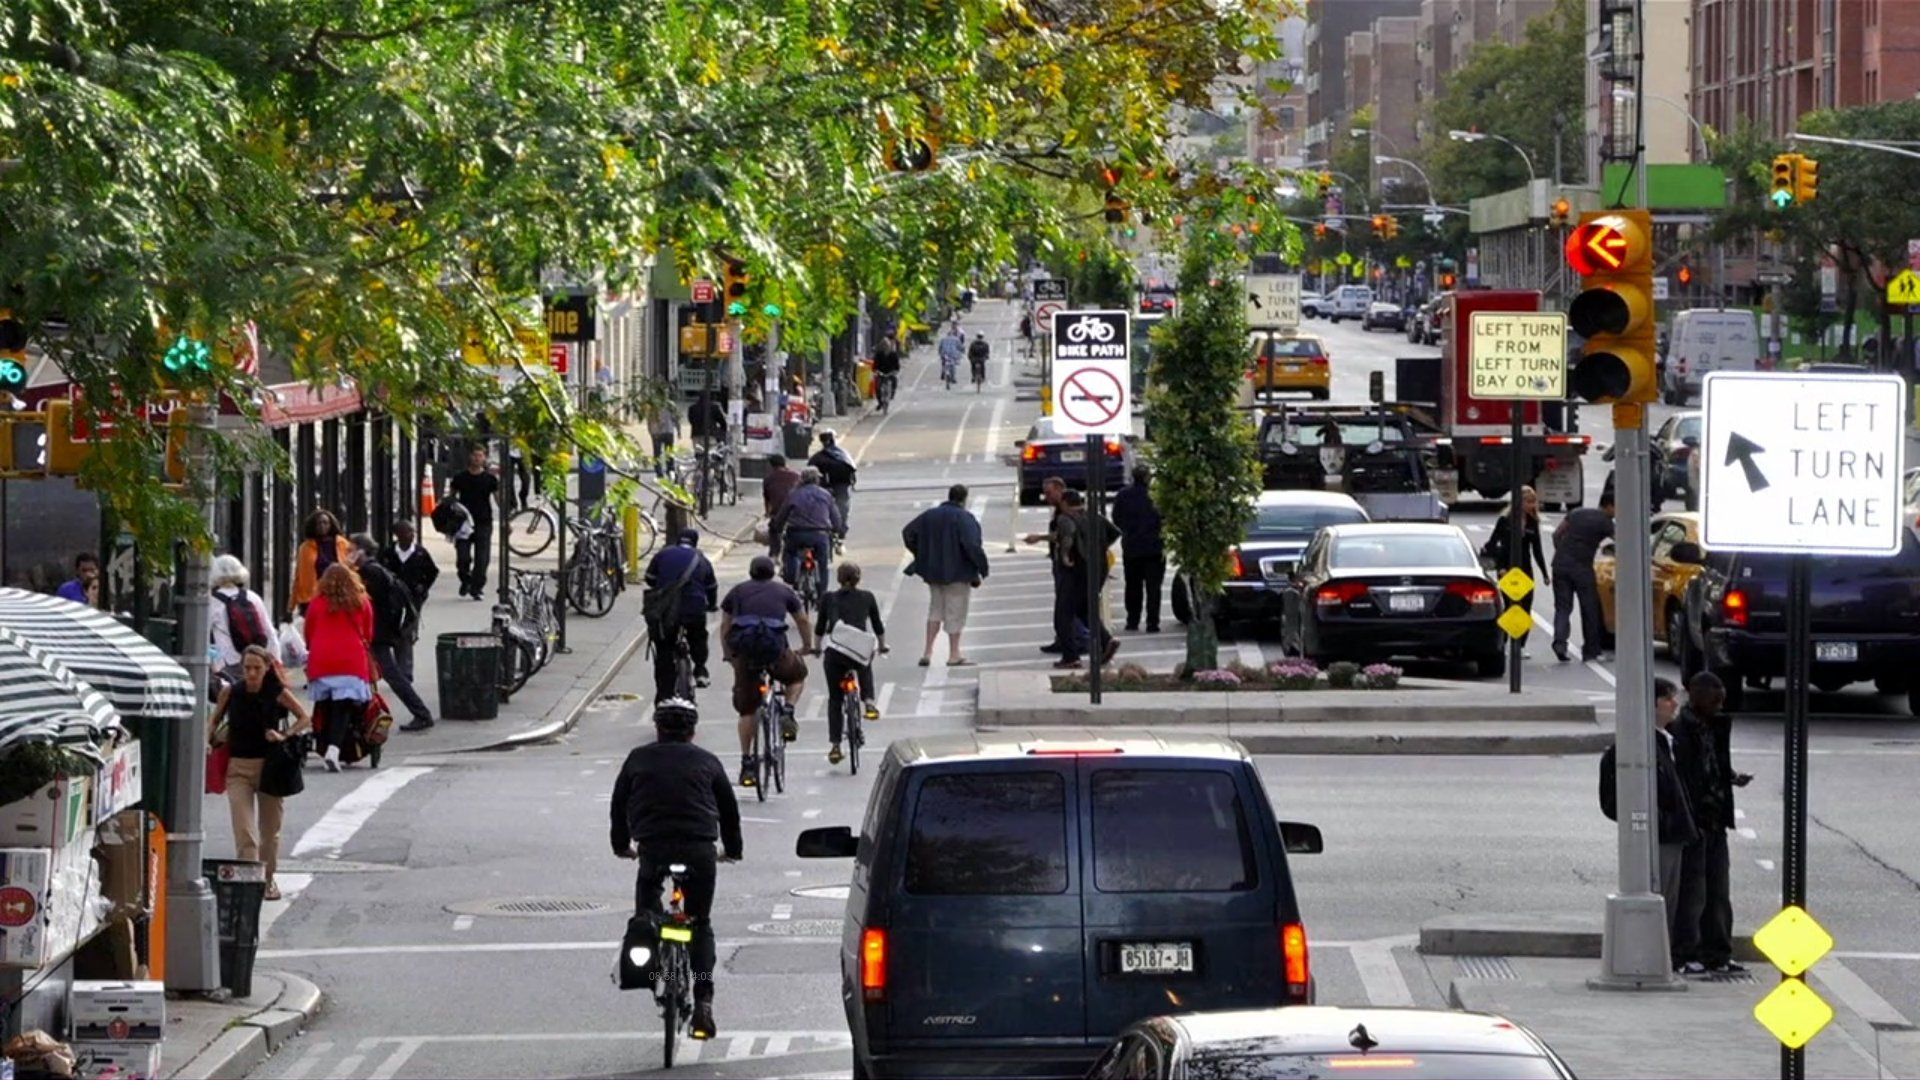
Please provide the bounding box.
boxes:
[1050,309,1132,436]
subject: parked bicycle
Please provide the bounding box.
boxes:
[494,568,558,699]
[565,504,627,618]
[687,443,738,510]
[504,496,561,559]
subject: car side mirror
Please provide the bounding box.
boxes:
[1014,439,1027,449]
[796,826,857,858]
[1279,821,1324,855]
[1682,436,1700,448]
[1668,541,1706,565]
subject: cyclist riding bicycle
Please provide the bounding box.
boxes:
[807,431,858,542]
[772,468,839,598]
[871,335,902,405]
[968,333,990,386]
[719,557,814,786]
[816,561,887,766]
[610,697,742,1041]
[937,325,965,387]
[641,528,719,701]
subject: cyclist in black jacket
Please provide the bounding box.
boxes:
[611,698,742,1040]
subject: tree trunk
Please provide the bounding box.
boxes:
[1185,590,1220,673]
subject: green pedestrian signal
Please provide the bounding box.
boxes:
[0,358,24,395]
[762,303,784,318]
[727,301,748,317]
[163,334,211,375]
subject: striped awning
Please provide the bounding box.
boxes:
[0,626,124,761]
[0,588,196,719]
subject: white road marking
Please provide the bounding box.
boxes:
[764,1034,793,1057]
[802,808,823,819]
[1736,827,1758,840]
[452,915,474,932]
[728,1035,758,1060]
[1734,808,1747,820]
[964,639,1059,652]
[772,904,793,921]
[949,400,978,464]
[335,1052,366,1077]
[960,621,1055,632]
[877,682,896,717]
[1585,659,1617,687]
[741,816,781,824]
[784,870,802,877]
[368,1039,424,1080]
[923,663,949,688]
[1835,950,1920,962]
[329,1029,852,1047]
[258,872,314,942]
[291,767,432,859]
[805,786,822,796]
[259,940,839,960]
[877,550,914,630]
[982,394,1008,458]
[1757,858,1776,871]
[277,1040,333,1080]
[916,690,946,716]
[1350,940,1414,1007]
[1813,958,1920,1042]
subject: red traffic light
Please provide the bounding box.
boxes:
[1566,221,1630,274]
[1677,264,1694,285]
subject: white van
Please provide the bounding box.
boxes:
[1663,309,1760,405]
[1327,285,1374,323]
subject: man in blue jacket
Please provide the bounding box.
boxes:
[1111,466,1164,632]
[902,484,990,667]
[644,529,720,703]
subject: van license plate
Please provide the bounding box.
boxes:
[1816,642,1858,662]
[1060,450,1085,463]
[1119,943,1194,974]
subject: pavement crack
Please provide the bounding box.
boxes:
[1809,811,1920,894]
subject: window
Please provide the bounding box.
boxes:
[905,773,1069,895]
[1651,522,1688,561]
[1091,770,1257,893]
[1331,533,1475,570]
[1254,504,1369,537]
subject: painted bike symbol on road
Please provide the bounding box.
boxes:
[1064,316,1116,344]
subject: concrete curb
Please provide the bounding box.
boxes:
[1418,914,1763,962]
[171,971,323,1080]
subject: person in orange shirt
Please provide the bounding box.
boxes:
[291,509,352,616]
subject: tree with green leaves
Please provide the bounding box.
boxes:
[1421,0,1585,199]
[1147,233,1261,674]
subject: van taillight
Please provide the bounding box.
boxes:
[861,928,888,1002]
[1723,589,1749,628]
[1281,922,1311,1002]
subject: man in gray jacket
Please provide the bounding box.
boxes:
[773,468,840,597]
[902,485,990,667]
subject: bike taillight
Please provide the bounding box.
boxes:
[672,887,684,905]
[841,673,860,692]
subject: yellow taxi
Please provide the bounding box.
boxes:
[1248,332,1331,400]
[1595,511,1706,651]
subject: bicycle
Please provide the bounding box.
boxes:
[494,569,557,699]
[651,861,698,1068]
[940,355,957,390]
[837,667,865,776]
[789,543,822,614]
[972,355,987,393]
[668,624,697,703]
[874,370,897,414]
[688,443,738,509]
[748,671,789,802]
[504,498,560,559]
[565,506,627,618]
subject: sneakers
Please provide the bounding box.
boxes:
[1676,960,1708,977]
[691,1002,716,1040]
[323,745,342,773]
[1552,644,1571,663]
[1040,643,1063,655]
[738,757,757,788]
[694,669,711,689]
[1709,960,1748,975]
[780,709,799,743]
[828,744,844,765]
[401,717,434,733]
[863,701,880,720]
[1052,657,1081,669]
[1146,623,1160,633]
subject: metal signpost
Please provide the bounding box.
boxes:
[1466,311,1568,694]
[1050,309,1132,704]
[1701,370,1905,1080]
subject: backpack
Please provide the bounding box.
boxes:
[431,499,470,537]
[219,590,272,652]
[1598,746,1617,822]
[642,553,700,628]
[725,614,789,666]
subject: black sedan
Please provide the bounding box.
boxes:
[1170,491,1370,631]
[1279,523,1506,678]
[1088,1006,1576,1080]
[1016,415,1129,504]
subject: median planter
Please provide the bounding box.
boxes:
[1053,659,1406,693]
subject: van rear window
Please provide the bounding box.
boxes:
[904,773,1069,895]
[1091,771,1257,893]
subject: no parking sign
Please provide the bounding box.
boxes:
[1049,310,1132,436]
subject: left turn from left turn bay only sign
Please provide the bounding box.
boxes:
[1050,310,1132,437]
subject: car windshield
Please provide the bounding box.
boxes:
[1254,504,1369,537]
[1331,532,1475,570]
[1264,421,1407,447]
[1187,1051,1567,1080]
[1254,338,1325,358]
[1675,415,1701,442]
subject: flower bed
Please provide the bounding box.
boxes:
[1054,660,1403,692]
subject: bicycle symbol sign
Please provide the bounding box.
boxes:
[1049,309,1133,436]
[1063,315,1115,344]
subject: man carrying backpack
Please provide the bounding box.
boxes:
[643,529,720,703]
[349,534,434,732]
[718,556,814,788]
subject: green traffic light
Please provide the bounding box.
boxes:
[0,358,24,394]
[163,335,211,374]
[762,303,783,318]
[1770,189,1794,209]
[726,301,748,317]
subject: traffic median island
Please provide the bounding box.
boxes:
[975,670,1608,755]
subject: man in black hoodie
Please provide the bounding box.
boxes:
[610,698,742,1041]
[348,534,433,732]
[1673,672,1749,975]
[1651,676,1701,972]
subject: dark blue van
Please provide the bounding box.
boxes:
[796,732,1324,1079]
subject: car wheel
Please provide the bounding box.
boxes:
[1313,388,1330,400]
[1475,650,1508,679]
[1171,576,1193,625]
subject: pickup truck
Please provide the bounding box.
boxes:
[1255,406,1448,523]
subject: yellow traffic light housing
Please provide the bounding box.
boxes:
[1384,217,1400,240]
[722,260,751,309]
[1566,210,1657,404]
[1771,154,1799,210]
[1794,156,1820,204]
[0,311,26,400]
[1676,263,1694,286]
[1104,191,1130,224]
[1370,214,1387,235]
[43,398,90,475]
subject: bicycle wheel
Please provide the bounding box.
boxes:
[771,711,787,794]
[633,513,661,561]
[758,706,778,797]
[499,634,535,698]
[568,555,617,618]
[675,652,696,702]
[506,507,556,558]
[845,696,862,776]
[660,951,679,1069]
[724,461,739,506]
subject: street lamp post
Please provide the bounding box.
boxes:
[1374,155,1436,202]
[1446,129,1537,183]
[1614,87,1708,161]
[1301,162,1372,214]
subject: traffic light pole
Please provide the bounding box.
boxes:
[166,400,222,991]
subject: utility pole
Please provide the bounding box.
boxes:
[167,399,221,991]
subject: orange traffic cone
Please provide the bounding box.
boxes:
[418,474,436,518]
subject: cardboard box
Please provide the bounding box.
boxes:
[70,980,165,1041]
[71,1040,162,1080]
[0,840,102,968]
[95,811,145,918]
[0,774,93,848]
[91,741,143,825]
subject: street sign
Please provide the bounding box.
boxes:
[1497,567,1534,602]
[548,343,571,374]
[1049,309,1131,436]
[543,292,596,343]
[1033,278,1069,303]
[1700,371,1905,555]
[1495,604,1533,641]
[1756,270,1794,286]
[1753,905,1833,977]
[1335,252,1354,267]
[1035,301,1063,325]
[1245,274,1302,328]
[677,364,715,389]
[1467,312,1568,400]
[691,279,716,304]
[1652,276,1670,301]
[1889,269,1920,305]
[1754,978,1834,1050]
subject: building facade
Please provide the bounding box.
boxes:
[1305,0,1422,159]
[1366,17,1423,194]
[1691,0,1920,144]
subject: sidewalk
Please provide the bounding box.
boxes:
[165,970,322,1080]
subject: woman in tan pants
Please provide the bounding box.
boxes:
[210,646,310,900]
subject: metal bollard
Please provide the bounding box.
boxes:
[1007,470,1020,553]
[623,504,643,577]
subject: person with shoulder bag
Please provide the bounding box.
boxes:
[209,646,311,901]
[815,561,888,767]
[348,534,434,732]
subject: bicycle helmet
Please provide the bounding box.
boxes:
[653,697,699,735]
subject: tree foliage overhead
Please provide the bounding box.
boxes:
[1421,0,1584,200]
[0,0,1296,547]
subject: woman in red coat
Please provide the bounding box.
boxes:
[305,563,374,772]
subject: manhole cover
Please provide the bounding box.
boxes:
[791,885,850,900]
[748,919,843,936]
[446,897,619,917]
[275,859,403,875]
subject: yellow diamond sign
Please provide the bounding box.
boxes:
[1753,905,1834,976]
[1754,977,1834,1049]
[1498,567,1535,602]
[1497,604,1534,641]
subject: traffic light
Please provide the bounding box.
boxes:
[0,311,25,399]
[1439,272,1457,290]
[1370,214,1388,235]
[1104,191,1130,224]
[722,260,750,313]
[1566,210,1657,404]
[43,399,89,475]
[163,407,190,483]
[1676,263,1694,286]
[1549,198,1572,227]
[162,334,211,377]
[1794,155,1819,204]
[1314,224,1329,240]
[1383,217,1400,240]
[1771,154,1799,210]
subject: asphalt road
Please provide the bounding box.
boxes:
[222,299,1920,1079]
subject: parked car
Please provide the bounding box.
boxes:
[1327,285,1374,323]
[1593,511,1705,654]
[1362,301,1409,332]
[1662,309,1760,405]
[1279,522,1506,678]
[1651,411,1702,509]
[1017,415,1129,504]
[1088,1006,1576,1080]
[1246,331,1331,400]
[796,733,1325,1080]
[1170,490,1369,630]
[1672,528,1920,713]
[1301,292,1328,319]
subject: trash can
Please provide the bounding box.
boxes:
[783,421,813,460]
[855,360,875,400]
[436,632,501,720]
[203,859,266,999]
